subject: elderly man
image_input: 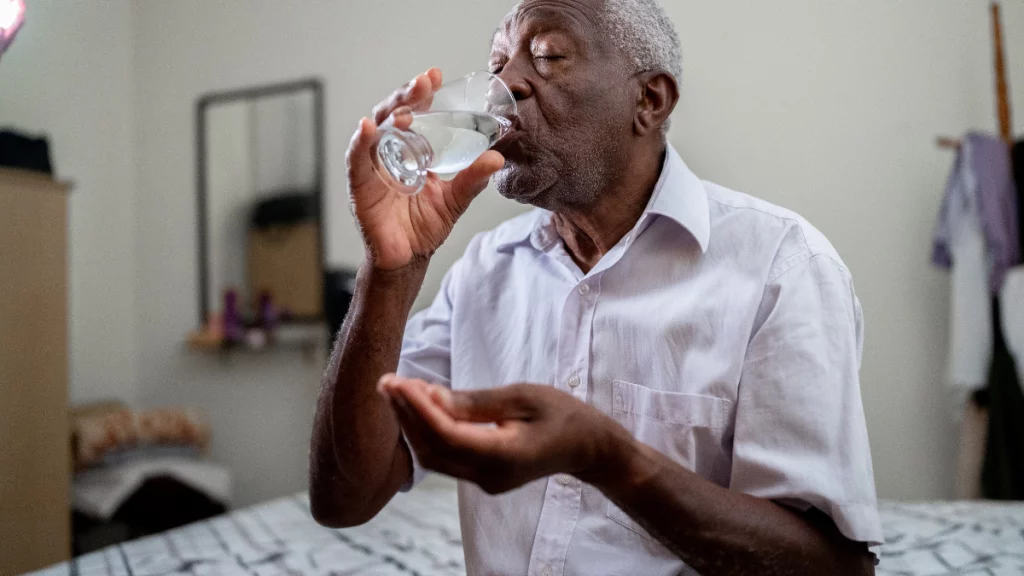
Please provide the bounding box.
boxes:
[310,0,882,574]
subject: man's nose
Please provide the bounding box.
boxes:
[498,62,533,102]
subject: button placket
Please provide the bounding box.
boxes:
[525,281,586,576]
[526,277,593,576]
[572,276,601,403]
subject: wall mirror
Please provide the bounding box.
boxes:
[196,79,325,330]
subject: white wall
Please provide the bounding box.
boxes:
[130,0,1017,505]
[0,1,139,405]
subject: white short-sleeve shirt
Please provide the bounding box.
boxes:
[398,145,883,576]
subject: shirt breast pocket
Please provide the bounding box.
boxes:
[607,380,732,543]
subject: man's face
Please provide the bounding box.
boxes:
[489,0,636,209]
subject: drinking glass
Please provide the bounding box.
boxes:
[374,71,517,195]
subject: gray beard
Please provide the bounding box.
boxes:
[493,163,551,205]
[494,153,606,211]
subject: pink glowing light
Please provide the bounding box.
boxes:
[0,0,25,45]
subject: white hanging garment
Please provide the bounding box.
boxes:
[946,142,993,391]
[1000,266,1024,387]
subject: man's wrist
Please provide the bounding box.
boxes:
[577,416,658,493]
[361,256,429,283]
[357,259,428,304]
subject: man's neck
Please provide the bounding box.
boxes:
[553,143,666,274]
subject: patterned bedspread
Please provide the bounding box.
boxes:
[28,480,1024,576]
[876,501,1024,575]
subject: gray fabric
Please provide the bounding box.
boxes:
[933,133,1021,292]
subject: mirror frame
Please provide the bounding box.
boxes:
[195,78,326,327]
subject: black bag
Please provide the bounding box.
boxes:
[324,268,356,348]
[0,130,53,174]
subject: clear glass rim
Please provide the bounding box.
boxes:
[466,70,517,127]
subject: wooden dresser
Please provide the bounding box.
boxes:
[0,168,70,575]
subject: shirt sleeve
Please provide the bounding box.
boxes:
[395,263,458,491]
[729,253,884,546]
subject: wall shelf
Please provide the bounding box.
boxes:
[186,323,324,359]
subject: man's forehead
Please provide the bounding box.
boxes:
[493,0,604,44]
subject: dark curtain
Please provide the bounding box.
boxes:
[980,142,1024,499]
[980,298,1024,499]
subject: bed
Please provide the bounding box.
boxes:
[27,478,1024,576]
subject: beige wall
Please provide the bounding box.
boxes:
[0,1,139,405]
[25,0,1010,505]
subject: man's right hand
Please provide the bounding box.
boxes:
[347,68,505,271]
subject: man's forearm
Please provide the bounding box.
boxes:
[309,262,426,527]
[585,425,874,576]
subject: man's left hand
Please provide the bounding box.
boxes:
[378,374,624,494]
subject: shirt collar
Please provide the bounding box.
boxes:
[643,143,711,253]
[496,144,711,254]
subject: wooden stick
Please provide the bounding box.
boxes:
[993,1,1013,143]
[937,3,1013,150]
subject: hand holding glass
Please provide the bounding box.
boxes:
[375,71,517,195]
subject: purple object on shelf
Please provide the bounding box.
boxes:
[223,289,243,344]
[258,291,278,335]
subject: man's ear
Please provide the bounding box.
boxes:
[634,70,679,136]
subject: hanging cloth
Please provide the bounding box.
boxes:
[931,134,1020,391]
[933,133,1021,293]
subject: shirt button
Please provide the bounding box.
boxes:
[541,568,553,576]
[567,375,581,388]
[578,283,590,295]
[557,474,572,486]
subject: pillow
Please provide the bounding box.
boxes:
[72,406,210,470]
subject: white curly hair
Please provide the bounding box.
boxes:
[600,0,682,84]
